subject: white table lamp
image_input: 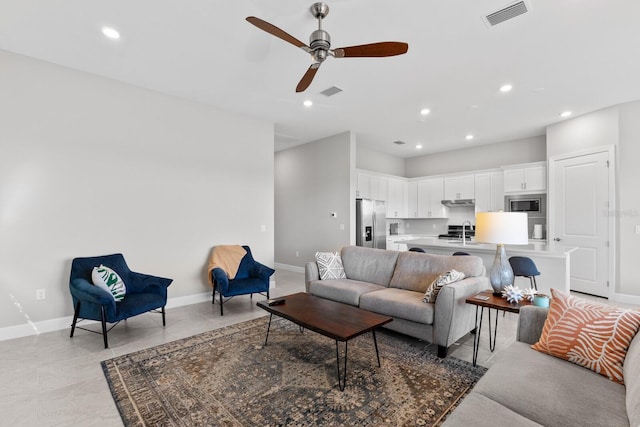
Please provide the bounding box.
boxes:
[475,211,529,295]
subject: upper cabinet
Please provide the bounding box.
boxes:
[356,171,388,200]
[475,170,505,212]
[503,162,547,194]
[444,174,475,200]
[387,177,407,218]
[418,177,449,218]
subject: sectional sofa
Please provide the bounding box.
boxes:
[443,305,640,426]
[304,245,488,356]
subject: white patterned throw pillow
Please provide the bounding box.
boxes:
[423,269,465,303]
[92,265,127,301]
[315,251,347,280]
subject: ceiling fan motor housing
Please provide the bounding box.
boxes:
[310,29,331,62]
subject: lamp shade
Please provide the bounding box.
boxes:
[475,212,529,245]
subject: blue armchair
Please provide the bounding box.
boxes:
[69,253,173,348]
[209,245,275,315]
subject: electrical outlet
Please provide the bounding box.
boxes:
[339,224,345,230]
[36,289,46,300]
[295,251,299,257]
[635,225,640,235]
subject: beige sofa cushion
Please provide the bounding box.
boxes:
[360,288,434,324]
[389,252,485,293]
[340,246,399,287]
[309,279,385,307]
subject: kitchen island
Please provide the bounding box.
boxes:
[403,237,577,296]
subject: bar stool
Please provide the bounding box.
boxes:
[453,251,470,256]
[408,247,425,253]
[509,256,540,290]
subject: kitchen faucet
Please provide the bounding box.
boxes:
[462,220,472,247]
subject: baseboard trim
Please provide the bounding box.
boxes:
[614,293,640,306]
[275,263,304,274]
[0,291,213,343]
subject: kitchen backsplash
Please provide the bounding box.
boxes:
[386,206,476,236]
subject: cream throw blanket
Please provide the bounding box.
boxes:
[207,245,247,286]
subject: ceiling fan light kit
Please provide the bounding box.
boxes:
[246,2,408,92]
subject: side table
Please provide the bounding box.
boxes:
[465,289,532,366]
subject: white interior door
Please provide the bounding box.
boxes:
[552,151,610,297]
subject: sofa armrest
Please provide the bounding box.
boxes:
[517,305,549,344]
[304,262,320,293]
[433,276,488,349]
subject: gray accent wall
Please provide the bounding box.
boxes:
[547,101,640,298]
[0,50,275,330]
[275,132,355,267]
[356,145,405,176]
[405,136,546,178]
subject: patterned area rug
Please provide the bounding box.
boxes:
[102,317,486,426]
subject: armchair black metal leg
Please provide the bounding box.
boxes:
[162,306,166,326]
[100,306,109,349]
[70,301,80,338]
[219,291,224,316]
[212,283,216,304]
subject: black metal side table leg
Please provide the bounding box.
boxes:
[472,306,484,367]
[487,308,499,352]
[335,340,348,391]
[263,314,273,346]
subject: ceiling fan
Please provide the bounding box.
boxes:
[246,2,409,93]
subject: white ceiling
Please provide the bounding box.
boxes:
[1,0,639,158]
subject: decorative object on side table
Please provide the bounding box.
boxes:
[533,293,550,307]
[501,285,524,304]
[475,211,529,295]
[523,287,538,302]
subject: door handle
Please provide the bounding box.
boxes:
[553,237,562,242]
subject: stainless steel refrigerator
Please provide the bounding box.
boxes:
[356,198,387,249]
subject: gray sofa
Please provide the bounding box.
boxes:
[304,246,488,357]
[443,305,640,426]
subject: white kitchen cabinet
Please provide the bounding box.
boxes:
[418,177,449,218]
[444,174,475,200]
[475,171,505,212]
[504,163,547,194]
[407,180,418,218]
[356,171,388,200]
[387,177,407,218]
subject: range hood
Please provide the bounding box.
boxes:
[441,199,475,207]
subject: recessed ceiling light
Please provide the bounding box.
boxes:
[466,134,474,141]
[416,144,423,149]
[560,111,572,118]
[101,26,120,40]
[303,100,313,107]
[420,108,430,116]
[499,84,513,93]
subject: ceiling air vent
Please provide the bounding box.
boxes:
[393,140,406,145]
[320,86,343,97]
[483,0,530,27]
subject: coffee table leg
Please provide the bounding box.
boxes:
[372,330,381,367]
[264,314,273,346]
[472,306,484,367]
[335,340,348,391]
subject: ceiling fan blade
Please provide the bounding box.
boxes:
[333,42,409,58]
[296,63,321,93]
[246,16,310,52]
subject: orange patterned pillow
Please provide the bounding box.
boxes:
[532,288,640,384]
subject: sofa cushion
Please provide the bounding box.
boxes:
[390,252,484,293]
[473,342,629,427]
[624,332,640,426]
[360,288,434,324]
[309,279,385,306]
[442,392,542,427]
[531,288,640,384]
[340,246,399,287]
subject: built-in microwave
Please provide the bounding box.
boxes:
[505,194,546,216]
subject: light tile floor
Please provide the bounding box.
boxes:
[0,269,626,426]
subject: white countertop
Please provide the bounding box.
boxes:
[402,237,577,258]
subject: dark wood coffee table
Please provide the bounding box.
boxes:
[257,292,393,391]
[466,289,533,366]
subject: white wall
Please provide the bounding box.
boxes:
[405,136,546,178]
[356,145,405,176]
[275,132,354,267]
[0,50,275,330]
